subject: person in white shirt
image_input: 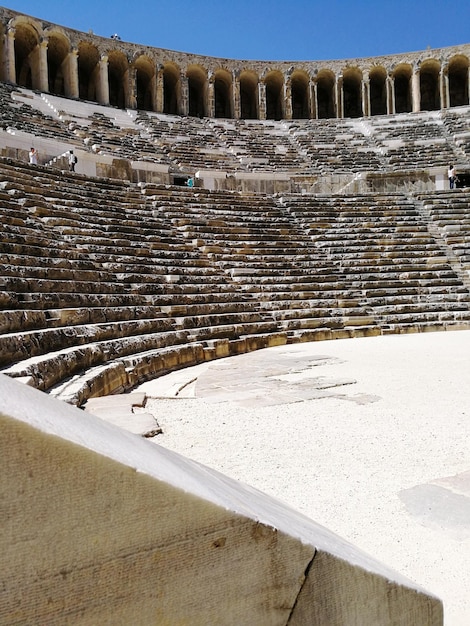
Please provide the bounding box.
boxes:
[448,164,456,189]
[29,147,38,165]
[68,150,77,172]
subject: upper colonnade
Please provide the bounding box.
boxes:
[1,7,470,121]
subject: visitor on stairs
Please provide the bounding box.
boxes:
[29,147,38,165]
[448,164,456,189]
[68,150,78,172]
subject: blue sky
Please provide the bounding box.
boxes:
[8,0,470,61]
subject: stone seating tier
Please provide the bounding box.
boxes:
[2,85,470,177]
[1,159,470,403]
[415,188,470,274]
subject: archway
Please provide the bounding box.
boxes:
[369,66,387,116]
[239,70,258,119]
[291,70,309,119]
[78,41,100,102]
[393,64,412,113]
[108,50,128,108]
[265,70,284,120]
[46,32,69,96]
[316,70,335,119]
[448,55,469,107]
[214,69,232,118]
[13,21,40,89]
[342,67,363,118]
[135,54,155,111]
[187,65,207,117]
[420,59,440,111]
[163,63,180,115]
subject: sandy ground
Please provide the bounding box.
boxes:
[133,330,470,625]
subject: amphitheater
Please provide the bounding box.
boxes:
[2,5,470,625]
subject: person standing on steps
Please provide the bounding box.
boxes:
[68,150,77,172]
[448,164,456,189]
[29,147,38,165]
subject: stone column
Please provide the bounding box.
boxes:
[65,48,79,99]
[233,71,241,119]
[180,73,189,116]
[309,79,317,119]
[155,65,163,113]
[362,78,370,117]
[5,27,16,83]
[284,76,292,120]
[258,81,266,120]
[335,74,343,118]
[439,64,449,109]
[128,66,138,109]
[98,55,110,105]
[207,72,215,118]
[38,39,49,92]
[386,74,395,114]
[411,65,420,112]
[468,67,470,106]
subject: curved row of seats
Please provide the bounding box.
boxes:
[1,157,470,405]
[4,85,470,176]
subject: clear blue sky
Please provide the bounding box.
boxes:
[8,0,470,61]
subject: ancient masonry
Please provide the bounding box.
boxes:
[1,6,469,119]
[2,6,470,625]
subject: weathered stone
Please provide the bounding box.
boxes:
[0,375,443,626]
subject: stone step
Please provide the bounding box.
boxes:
[49,333,288,405]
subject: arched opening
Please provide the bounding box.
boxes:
[78,42,100,102]
[291,70,309,119]
[448,55,469,107]
[316,70,335,119]
[13,22,40,89]
[214,69,232,118]
[265,70,284,120]
[46,32,69,96]
[342,67,362,118]
[239,70,258,119]
[369,66,387,116]
[163,63,180,115]
[187,65,206,117]
[420,59,440,111]
[135,54,155,111]
[108,50,128,108]
[393,64,412,113]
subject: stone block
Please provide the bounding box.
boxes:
[84,392,146,411]
[0,374,443,626]
[203,338,231,359]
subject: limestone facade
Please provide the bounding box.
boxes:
[1,7,469,121]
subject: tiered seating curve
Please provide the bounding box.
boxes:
[0,160,287,404]
[2,85,470,177]
[281,192,470,332]
[2,155,470,406]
